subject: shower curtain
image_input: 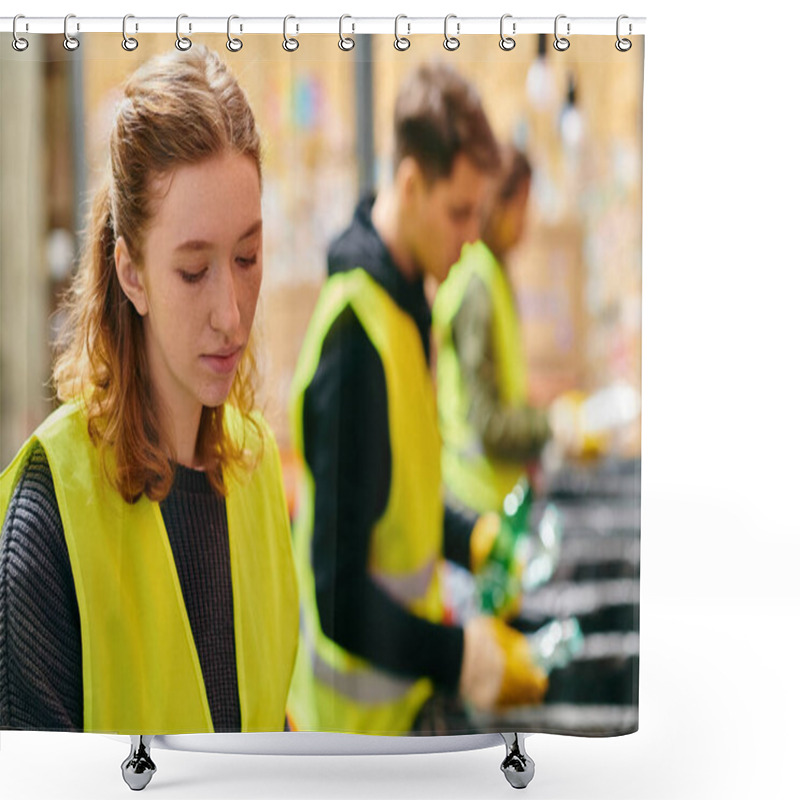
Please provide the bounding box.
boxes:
[0,28,643,741]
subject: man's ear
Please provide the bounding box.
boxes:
[396,155,425,205]
[114,236,148,316]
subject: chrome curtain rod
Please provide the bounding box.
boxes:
[1,15,646,36]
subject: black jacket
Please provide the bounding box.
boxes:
[302,196,477,690]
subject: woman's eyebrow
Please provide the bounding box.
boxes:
[238,220,263,241]
[173,220,263,253]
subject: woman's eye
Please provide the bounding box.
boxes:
[236,255,258,268]
[179,267,207,284]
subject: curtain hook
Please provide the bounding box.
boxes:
[63,13,80,51]
[394,14,410,51]
[615,15,632,52]
[12,14,29,52]
[227,15,243,52]
[339,14,355,51]
[175,13,192,51]
[122,14,138,51]
[283,15,299,52]
[499,14,516,51]
[443,14,460,51]
[553,14,570,51]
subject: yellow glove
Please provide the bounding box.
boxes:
[460,616,548,712]
[490,617,549,708]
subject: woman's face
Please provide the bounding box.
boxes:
[118,151,263,432]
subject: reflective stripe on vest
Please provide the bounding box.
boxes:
[0,402,299,734]
[287,269,443,735]
[433,241,528,514]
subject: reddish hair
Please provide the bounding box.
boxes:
[54,45,264,503]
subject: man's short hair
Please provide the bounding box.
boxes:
[393,62,500,183]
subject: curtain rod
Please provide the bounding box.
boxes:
[1,16,646,37]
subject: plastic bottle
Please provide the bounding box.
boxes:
[526,616,584,674]
[519,503,563,593]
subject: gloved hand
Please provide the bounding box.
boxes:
[459,616,548,712]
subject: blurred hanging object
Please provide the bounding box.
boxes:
[559,75,583,150]
[526,34,554,110]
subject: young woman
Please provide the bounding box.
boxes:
[0,45,298,734]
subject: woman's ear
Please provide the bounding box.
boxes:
[114,236,148,316]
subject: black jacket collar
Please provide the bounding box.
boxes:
[327,195,432,362]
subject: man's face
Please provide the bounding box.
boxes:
[408,154,490,284]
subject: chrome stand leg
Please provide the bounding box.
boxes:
[500,732,535,789]
[121,735,156,791]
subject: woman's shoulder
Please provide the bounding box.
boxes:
[1,443,67,572]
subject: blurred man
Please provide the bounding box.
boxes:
[433,144,550,515]
[287,65,548,735]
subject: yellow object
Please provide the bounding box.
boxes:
[288,269,445,735]
[0,402,298,734]
[549,390,606,459]
[490,618,548,708]
[469,512,502,573]
[433,241,528,514]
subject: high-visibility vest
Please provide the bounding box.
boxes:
[287,268,444,735]
[0,401,298,734]
[433,241,528,514]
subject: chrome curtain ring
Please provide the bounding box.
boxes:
[12,14,29,52]
[499,14,516,51]
[283,15,299,52]
[339,14,355,51]
[63,13,80,51]
[443,14,460,51]
[176,13,192,51]
[394,14,410,51]
[615,14,632,51]
[227,15,243,52]
[553,14,570,51]
[122,14,139,51]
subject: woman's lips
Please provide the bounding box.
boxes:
[201,347,242,375]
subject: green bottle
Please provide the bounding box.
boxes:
[476,478,563,616]
[476,478,533,616]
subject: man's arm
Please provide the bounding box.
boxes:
[452,275,550,461]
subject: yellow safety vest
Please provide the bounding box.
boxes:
[0,401,298,734]
[433,241,528,514]
[287,268,444,735]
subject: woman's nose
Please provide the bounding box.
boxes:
[209,263,241,335]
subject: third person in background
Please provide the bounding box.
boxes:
[433,144,551,516]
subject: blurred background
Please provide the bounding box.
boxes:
[0,32,643,735]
